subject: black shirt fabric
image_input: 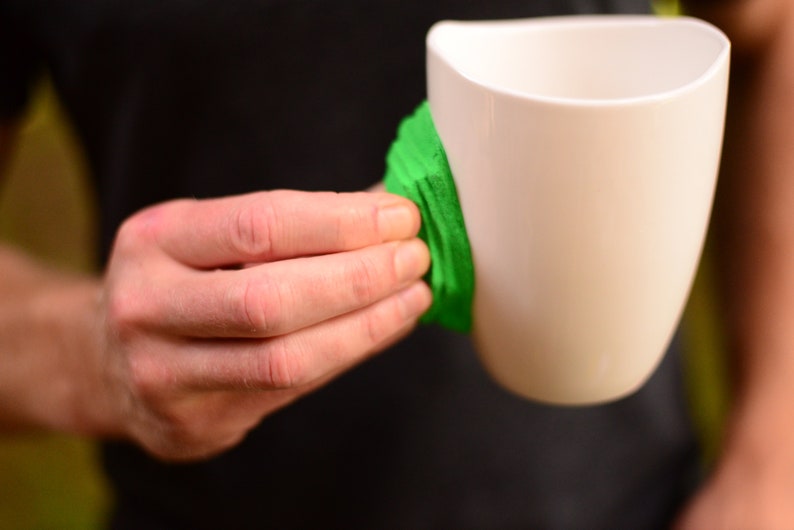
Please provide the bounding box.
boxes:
[1,1,701,528]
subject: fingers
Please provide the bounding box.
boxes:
[132,281,433,392]
[131,238,430,338]
[132,190,421,269]
[105,189,429,460]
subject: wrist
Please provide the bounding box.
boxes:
[0,255,121,437]
[33,277,122,437]
[716,376,794,478]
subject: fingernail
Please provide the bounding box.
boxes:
[398,282,433,319]
[377,201,419,241]
[394,239,430,282]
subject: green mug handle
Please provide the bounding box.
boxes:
[384,101,475,333]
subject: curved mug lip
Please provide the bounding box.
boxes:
[426,15,731,108]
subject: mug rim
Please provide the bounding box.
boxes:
[426,15,731,108]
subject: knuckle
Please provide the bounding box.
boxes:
[346,252,386,307]
[114,201,176,254]
[360,293,409,347]
[121,351,236,462]
[127,378,212,461]
[126,350,171,404]
[229,194,276,259]
[361,306,393,347]
[113,214,148,256]
[257,340,304,389]
[232,276,281,334]
[104,288,145,340]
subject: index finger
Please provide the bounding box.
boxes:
[142,189,421,268]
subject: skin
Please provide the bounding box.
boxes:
[0,173,431,461]
[674,0,794,527]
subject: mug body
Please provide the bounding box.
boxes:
[427,16,730,404]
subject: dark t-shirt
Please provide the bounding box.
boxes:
[1,1,701,528]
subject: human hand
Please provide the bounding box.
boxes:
[673,450,794,530]
[98,190,431,461]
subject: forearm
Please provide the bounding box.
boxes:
[670,4,794,524]
[684,0,789,54]
[686,0,794,455]
[0,245,114,436]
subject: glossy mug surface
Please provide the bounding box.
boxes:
[427,16,730,404]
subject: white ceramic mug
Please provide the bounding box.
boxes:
[427,15,730,404]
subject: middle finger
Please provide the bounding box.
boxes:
[148,238,430,338]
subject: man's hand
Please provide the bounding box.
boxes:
[0,189,431,461]
[101,190,431,460]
